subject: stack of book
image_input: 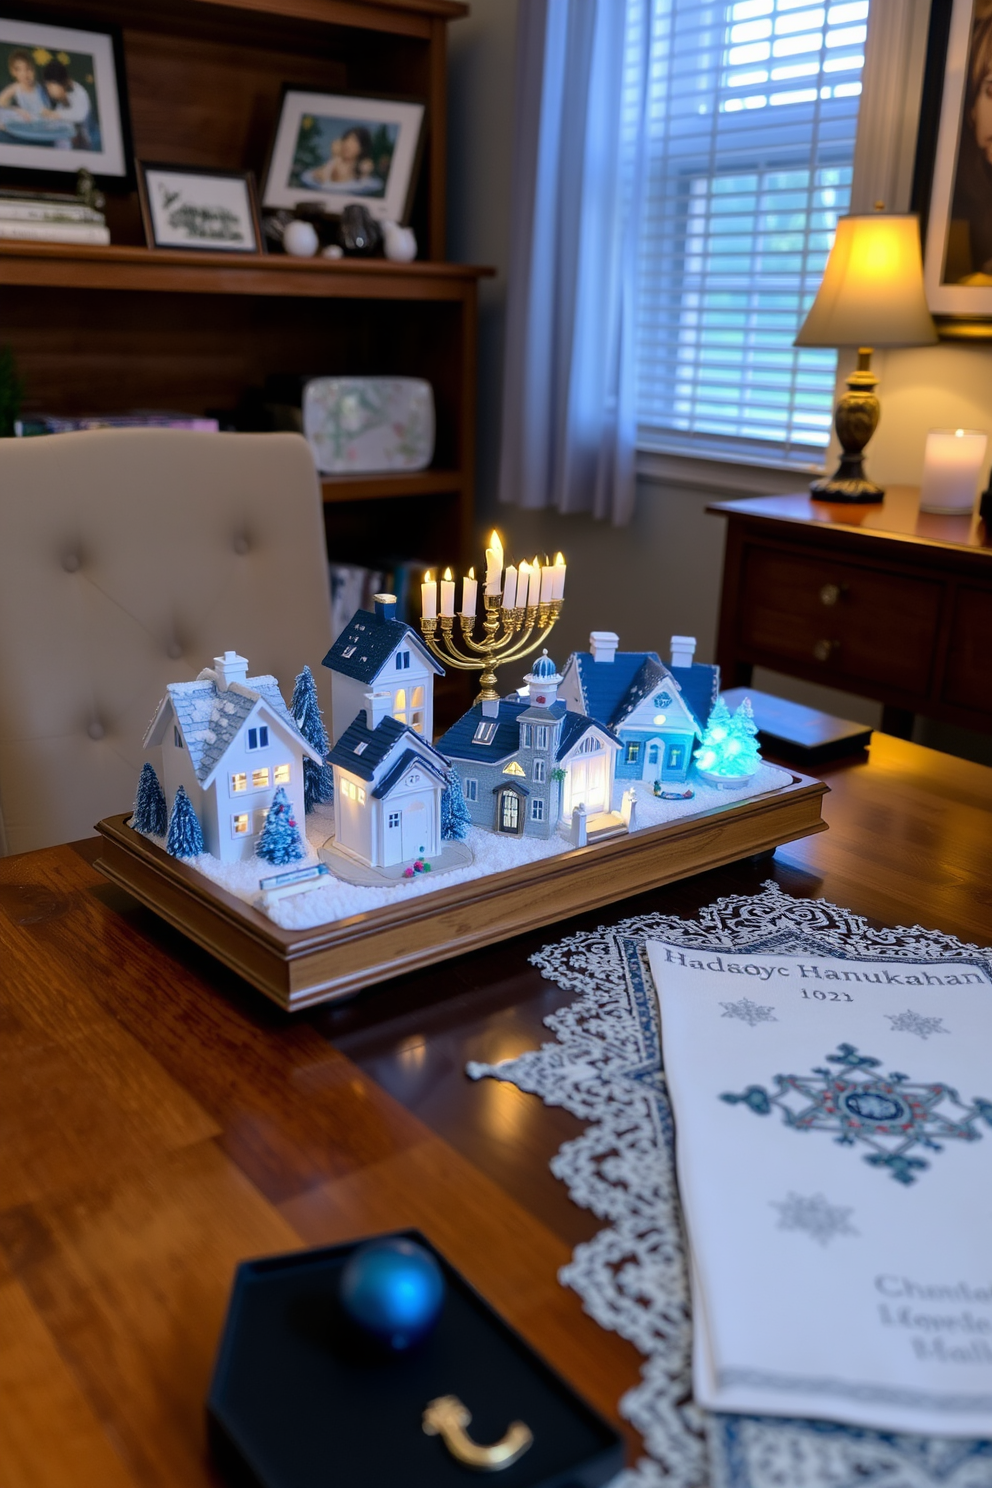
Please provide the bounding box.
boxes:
[0,186,109,245]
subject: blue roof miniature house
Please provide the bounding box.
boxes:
[559,633,718,785]
[144,651,322,863]
[322,593,443,746]
[437,652,620,839]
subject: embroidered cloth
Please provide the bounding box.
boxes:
[466,882,992,1488]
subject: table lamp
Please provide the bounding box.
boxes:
[794,212,937,503]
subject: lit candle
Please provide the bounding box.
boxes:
[502,563,518,610]
[440,567,455,618]
[551,551,566,601]
[461,566,478,616]
[540,560,555,604]
[485,529,504,596]
[919,428,988,514]
[421,569,437,620]
[527,556,542,608]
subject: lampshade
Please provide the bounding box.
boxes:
[794,213,937,349]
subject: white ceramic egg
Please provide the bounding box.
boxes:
[283,219,320,258]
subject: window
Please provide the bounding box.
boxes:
[634,0,871,467]
[577,735,603,755]
[473,720,499,745]
[341,779,356,800]
[388,811,401,829]
[648,744,659,765]
[534,725,549,750]
[626,741,641,765]
[254,807,269,832]
[231,813,250,836]
[464,778,479,802]
[533,759,546,783]
[668,744,685,770]
[395,650,411,670]
[357,785,366,805]
[230,772,247,794]
[520,723,533,749]
[530,798,545,822]
[274,763,291,785]
[503,760,526,777]
[247,726,269,751]
[173,726,183,748]
[252,767,269,790]
[354,741,368,756]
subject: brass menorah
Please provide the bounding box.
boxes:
[419,534,566,702]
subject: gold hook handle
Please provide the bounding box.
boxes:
[422,1394,533,1472]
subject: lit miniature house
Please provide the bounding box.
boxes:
[322,594,443,746]
[559,633,718,785]
[144,651,322,862]
[437,653,620,838]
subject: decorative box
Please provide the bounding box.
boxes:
[302,376,435,474]
[208,1230,624,1488]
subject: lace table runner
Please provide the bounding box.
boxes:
[467,882,992,1488]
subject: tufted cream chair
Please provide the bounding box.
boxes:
[0,429,333,856]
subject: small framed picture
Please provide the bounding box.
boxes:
[262,87,425,221]
[138,163,262,254]
[0,11,132,185]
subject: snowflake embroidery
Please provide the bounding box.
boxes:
[719,996,777,1027]
[771,1191,857,1246]
[886,1008,950,1040]
[721,1042,992,1185]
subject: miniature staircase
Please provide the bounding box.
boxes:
[584,811,628,844]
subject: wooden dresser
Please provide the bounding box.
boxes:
[708,487,992,738]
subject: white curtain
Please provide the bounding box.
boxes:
[498,0,647,527]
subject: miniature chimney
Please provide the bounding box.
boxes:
[670,635,696,669]
[589,631,619,664]
[373,593,397,622]
[481,696,500,719]
[213,650,249,690]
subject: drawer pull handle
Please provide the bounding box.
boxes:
[813,638,840,662]
[819,583,843,607]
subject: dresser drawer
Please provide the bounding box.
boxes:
[738,546,943,692]
[943,587,992,718]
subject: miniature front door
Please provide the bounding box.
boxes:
[496,788,523,835]
[567,757,607,815]
[402,799,427,859]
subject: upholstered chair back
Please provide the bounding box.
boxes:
[0,430,332,856]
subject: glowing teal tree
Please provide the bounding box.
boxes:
[728,696,761,776]
[694,696,760,779]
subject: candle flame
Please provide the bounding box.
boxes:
[468,566,475,579]
[424,569,433,583]
[489,529,503,558]
[554,551,565,566]
[956,428,964,437]
[443,567,453,581]
[532,555,540,569]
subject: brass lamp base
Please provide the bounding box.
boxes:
[810,347,885,504]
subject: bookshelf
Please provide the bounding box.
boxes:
[0,0,489,671]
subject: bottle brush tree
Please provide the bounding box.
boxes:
[166,785,205,858]
[132,761,167,835]
[290,664,333,811]
[255,786,306,866]
[440,768,472,841]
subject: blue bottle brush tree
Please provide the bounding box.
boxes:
[167,785,205,857]
[256,786,306,865]
[440,768,471,841]
[132,761,167,835]
[290,665,333,811]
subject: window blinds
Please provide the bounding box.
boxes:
[633,0,871,467]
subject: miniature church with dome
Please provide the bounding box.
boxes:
[437,651,621,840]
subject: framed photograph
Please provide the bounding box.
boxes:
[0,11,132,185]
[138,163,262,254]
[915,0,992,335]
[262,88,425,221]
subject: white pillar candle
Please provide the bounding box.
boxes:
[528,556,542,608]
[502,563,518,610]
[440,567,455,618]
[919,428,988,514]
[551,552,566,600]
[540,562,555,604]
[461,567,478,616]
[485,529,504,595]
[421,570,437,620]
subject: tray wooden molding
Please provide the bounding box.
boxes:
[94,771,828,1010]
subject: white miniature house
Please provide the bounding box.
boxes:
[144,651,322,863]
[322,594,443,746]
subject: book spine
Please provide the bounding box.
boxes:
[0,222,110,244]
[0,203,104,223]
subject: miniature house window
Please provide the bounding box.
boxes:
[232,813,250,836]
[341,779,356,800]
[393,688,407,722]
[354,741,368,756]
[274,764,291,785]
[252,767,270,790]
[412,686,424,707]
[578,736,602,755]
[530,798,545,822]
[357,786,366,805]
[535,726,549,750]
[254,808,269,832]
[411,686,425,734]
[473,720,499,745]
[247,727,269,751]
[503,760,526,776]
[519,723,532,749]
[626,742,641,764]
[533,759,546,783]
[464,778,478,802]
[388,811,401,829]
[173,726,183,748]
[653,713,667,726]
[341,645,357,658]
[231,772,247,794]
[648,744,659,765]
[395,650,411,670]
[667,745,684,770]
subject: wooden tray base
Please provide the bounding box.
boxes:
[94,772,828,1010]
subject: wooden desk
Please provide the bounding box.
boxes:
[2,735,991,1486]
[709,486,992,739]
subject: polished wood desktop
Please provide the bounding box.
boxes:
[2,735,991,1486]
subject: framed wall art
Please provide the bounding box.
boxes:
[915,0,992,335]
[0,11,132,186]
[261,88,425,221]
[138,163,262,254]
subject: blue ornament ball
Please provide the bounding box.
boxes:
[339,1238,445,1351]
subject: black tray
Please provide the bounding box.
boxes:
[208,1229,624,1488]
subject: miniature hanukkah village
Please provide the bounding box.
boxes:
[129,535,794,930]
